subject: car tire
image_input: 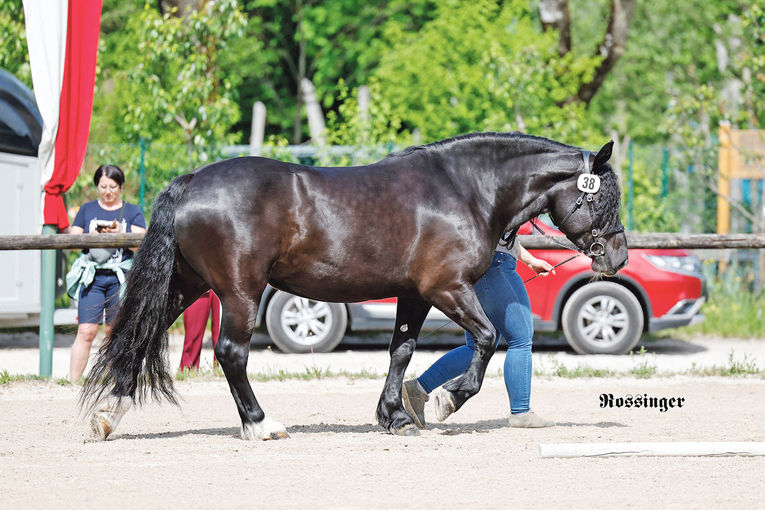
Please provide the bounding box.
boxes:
[561,281,644,355]
[265,291,348,353]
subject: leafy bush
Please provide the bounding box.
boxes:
[686,259,765,338]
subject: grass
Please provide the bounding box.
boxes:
[1,345,761,386]
[684,260,765,338]
[683,350,760,377]
[173,364,383,383]
[545,358,616,378]
[0,369,71,386]
[628,346,658,379]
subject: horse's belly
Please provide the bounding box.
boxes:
[268,264,408,303]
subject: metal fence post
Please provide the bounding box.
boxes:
[39,224,56,377]
[661,148,669,198]
[139,137,146,214]
[628,141,634,230]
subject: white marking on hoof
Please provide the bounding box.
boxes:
[400,324,408,332]
[434,389,456,422]
[241,417,289,441]
[90,396,130,440]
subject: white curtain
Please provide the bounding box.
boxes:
[22,0,67,222]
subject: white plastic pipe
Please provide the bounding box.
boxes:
[540,442,765,458]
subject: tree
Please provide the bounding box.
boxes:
[80,0,248,215]
[370,0,601,144]
[538,0,636,106]
[119,2,246,155]
[233,0,437,143]
[0,0,30,86]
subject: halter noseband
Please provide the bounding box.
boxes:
[555,150,624,258]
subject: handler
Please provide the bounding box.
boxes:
[403,232,555,428]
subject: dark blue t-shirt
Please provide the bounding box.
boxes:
[73,201,146,262]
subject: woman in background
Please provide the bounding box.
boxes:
[67,164,146,382]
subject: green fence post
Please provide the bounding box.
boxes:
[139,137,146,213]
[661,148,668,198]
[628,141,634,231]
[39,224,56,377]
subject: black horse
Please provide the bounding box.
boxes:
[82,132,627,440]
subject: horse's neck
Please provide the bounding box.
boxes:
[442,143,573,234]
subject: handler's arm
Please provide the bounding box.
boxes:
[517,242,555,276]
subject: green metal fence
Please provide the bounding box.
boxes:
[74,140,759,236]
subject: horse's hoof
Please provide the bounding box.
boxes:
[241,417,289,441]
[434,389,456,422]
[392,423,421,436]
[90,396,130,440]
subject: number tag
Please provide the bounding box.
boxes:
[577,174,600,193]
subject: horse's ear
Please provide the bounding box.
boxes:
[593,140,614,171]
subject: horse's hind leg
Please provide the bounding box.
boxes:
[425,284,497,421]
[215,291,288,441]
[376,297,431,436]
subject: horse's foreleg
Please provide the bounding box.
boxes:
[428,286,497,421]
[216,295,288,441]
[376,297,431,436]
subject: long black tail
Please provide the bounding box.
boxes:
[81,173,194,411]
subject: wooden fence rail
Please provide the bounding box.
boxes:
[1,233,765,251]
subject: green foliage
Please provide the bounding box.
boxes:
[0,0,30,85]
[590,0,755,143]
[685,260,765,338]
[236,0,436,141]
[371,0,601,144]
[321,80,409,165]
[78,1,249,219]
[739,4,764,123]
[123,1,246,150]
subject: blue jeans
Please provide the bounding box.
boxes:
[417,252,533,414]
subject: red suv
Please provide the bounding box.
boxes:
[255,220,705,355]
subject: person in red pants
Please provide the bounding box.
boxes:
[180,290,221,370]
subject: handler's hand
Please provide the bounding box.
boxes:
[527,258,555,276]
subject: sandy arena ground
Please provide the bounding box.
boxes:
[1,334,764,509]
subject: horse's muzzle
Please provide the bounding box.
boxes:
[590,242,628,276]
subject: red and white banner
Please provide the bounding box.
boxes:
[23,0,103,230]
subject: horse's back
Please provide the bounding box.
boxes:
[172,155,482,302]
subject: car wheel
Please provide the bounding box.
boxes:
[265,291,348,353]
[561,281,644,355]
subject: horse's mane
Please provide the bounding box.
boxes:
[388,131,622,231]
[594,163,623,233]
[385,132,577,159]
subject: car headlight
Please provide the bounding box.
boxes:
[643,254,702,276]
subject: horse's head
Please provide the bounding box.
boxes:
[547,141,628,276]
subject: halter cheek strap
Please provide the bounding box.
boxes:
[556,150,625,258]
[558,151,592,229]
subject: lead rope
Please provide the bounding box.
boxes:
[522,219,582,283]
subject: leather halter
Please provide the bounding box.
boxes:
[551,150,624,258]
[502,150,624,260]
